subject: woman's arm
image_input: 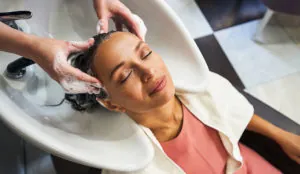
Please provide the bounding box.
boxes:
[246,114,283,141]
[247,114,300,163]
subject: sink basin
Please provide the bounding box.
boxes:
[0,0,208,172]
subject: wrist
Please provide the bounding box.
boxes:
[23,34,41,61]
[270,127,289,144]
[247,114,288,143]
[16,32,44,62]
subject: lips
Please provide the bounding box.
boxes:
[150,75,166,95]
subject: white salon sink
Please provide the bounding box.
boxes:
[0,0,208,172]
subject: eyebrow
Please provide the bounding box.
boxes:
[135,40,144,52]
[110,61,125,80]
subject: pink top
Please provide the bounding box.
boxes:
[160,104,281,174]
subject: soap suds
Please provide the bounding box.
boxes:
[69,39,94,52]
[96,19,105,34]
[60,75,100,94]
[53,51,101,94]
[131,14,147,41]
[95,13,147,41]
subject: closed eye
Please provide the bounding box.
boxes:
[120,70,133,84]
[120,51,152,84]
[142,51,152,60]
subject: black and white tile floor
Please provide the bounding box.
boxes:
[1,0,300,174]
[169,0,300,125]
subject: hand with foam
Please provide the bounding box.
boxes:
[93,0,147,41]
[31,37,102,94]
[0,22,101,94]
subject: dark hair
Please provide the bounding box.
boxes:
[65,31,116,111]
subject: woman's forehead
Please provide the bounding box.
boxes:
[103,32,139,51]
[92,32,140,78]
[97,32,139,61]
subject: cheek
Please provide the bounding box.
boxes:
[156,58,174,85]
[109,80,145,107]
[152,55,169,74]
[158,59,175,96]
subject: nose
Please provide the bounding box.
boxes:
[139,65,155,83]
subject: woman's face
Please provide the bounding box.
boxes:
[92,32,175,113]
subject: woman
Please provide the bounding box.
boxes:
[67,31,300,174]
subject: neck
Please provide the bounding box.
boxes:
[127,96,183,142]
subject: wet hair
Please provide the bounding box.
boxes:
[65,31,116,111]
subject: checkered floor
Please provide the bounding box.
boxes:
[1,1,300,174]
[167,0,300,125]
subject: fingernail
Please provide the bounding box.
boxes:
[92,87,101,94]
[88,37,94,42]
[97,19,105,34]
[91,82,102,88]
[88,38,94,46]
[92,91,100,95]
[96,20,101,34]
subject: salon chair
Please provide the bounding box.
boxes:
[254,0,300,43]
[261,0,300,16]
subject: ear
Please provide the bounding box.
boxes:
[96,98,126,113]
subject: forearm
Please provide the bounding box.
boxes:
[0,22,39,59]
[246,114,287,143]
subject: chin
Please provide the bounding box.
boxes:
[152,83,175,108]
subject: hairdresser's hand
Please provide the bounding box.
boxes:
[31,37,101,94]
[276,131,300,164]
[93,0,146,41]
[0,22,100,94]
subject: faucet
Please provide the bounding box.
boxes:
[1,11,36,79]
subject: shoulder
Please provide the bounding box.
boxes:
[177,71,254,126]
[177,71,247,104]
